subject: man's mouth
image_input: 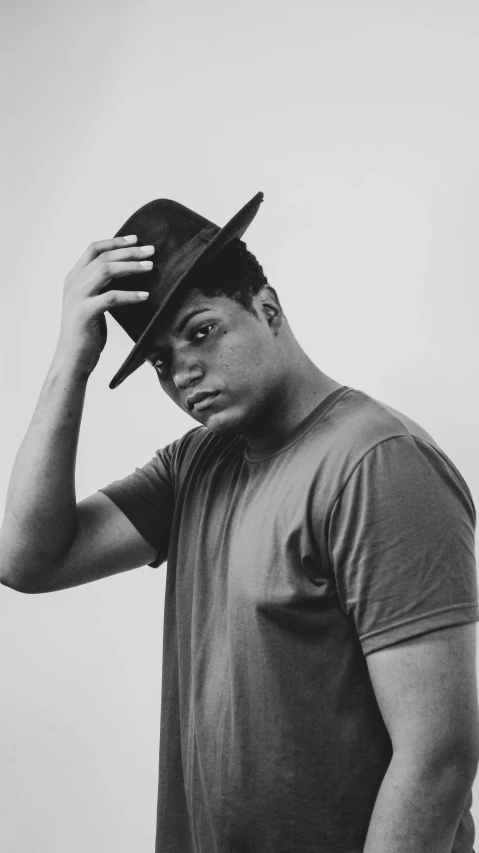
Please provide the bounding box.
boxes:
[186,391,220,412]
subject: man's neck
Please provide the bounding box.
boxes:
[243,352,342,456]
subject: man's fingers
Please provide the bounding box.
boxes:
[87,260,154,294]
[83,235,139,264]
[90,244,155,266]
[69,235,139,277]
[92,288,150,312]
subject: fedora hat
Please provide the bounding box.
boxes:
[107,191,264,389]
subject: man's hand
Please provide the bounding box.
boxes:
[55,235,154,377]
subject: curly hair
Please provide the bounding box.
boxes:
[190,238,269,315]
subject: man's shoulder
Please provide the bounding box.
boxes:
[305,387,445,498]
[324,388,475,513]
[331,387,438,451]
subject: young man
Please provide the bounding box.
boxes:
[0,192,478,853]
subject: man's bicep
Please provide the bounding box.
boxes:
[366,623,479,767]
[37,492,161,593]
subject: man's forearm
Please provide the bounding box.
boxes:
[0,351,89,589]
[363,753,475,853]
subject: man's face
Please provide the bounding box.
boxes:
[147,287,283,436]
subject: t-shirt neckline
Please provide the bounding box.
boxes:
[243,386,351,462]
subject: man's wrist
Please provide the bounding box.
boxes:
[50,347,92,386]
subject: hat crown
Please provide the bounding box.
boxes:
[115,198,215,272]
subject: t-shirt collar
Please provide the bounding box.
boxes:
[243,386,350,462]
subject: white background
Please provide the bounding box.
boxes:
[1,1,479,850]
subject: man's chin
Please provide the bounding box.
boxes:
[191,406,246,436]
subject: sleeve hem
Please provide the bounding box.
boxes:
[98,487,164,569]
[360,603,479,655]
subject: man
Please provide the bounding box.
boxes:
[0,191,478,853]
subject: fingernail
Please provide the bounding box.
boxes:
[140,245,155,253]
[138,291,149,299]
[123,234,137,243]
[139,260,153,267]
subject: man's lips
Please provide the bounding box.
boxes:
[185,391,220,411]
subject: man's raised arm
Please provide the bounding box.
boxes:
[0,235,156,593]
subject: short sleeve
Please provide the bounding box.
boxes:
[328,435,478,655]
[98,443,176,568]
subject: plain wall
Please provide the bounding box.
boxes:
[1,1,479,850]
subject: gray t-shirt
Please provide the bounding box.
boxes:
[100,386,478,853]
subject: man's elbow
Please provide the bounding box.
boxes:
[450,737,479,790]
[0,574,36,593]
[394,736,479,810]
[0,559,44,593]
[0,544,55,594]
[439,729,479,781]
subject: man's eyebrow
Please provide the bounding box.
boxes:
[150,307,214,360]
[174,307,212,335]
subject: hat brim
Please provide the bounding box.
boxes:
[109,191,264,389]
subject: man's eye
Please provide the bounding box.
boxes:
[153,358,169,375]
[193,324,215,340]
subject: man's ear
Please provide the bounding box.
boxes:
[258,285,283,330]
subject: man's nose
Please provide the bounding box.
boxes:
[172,355,204,390]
